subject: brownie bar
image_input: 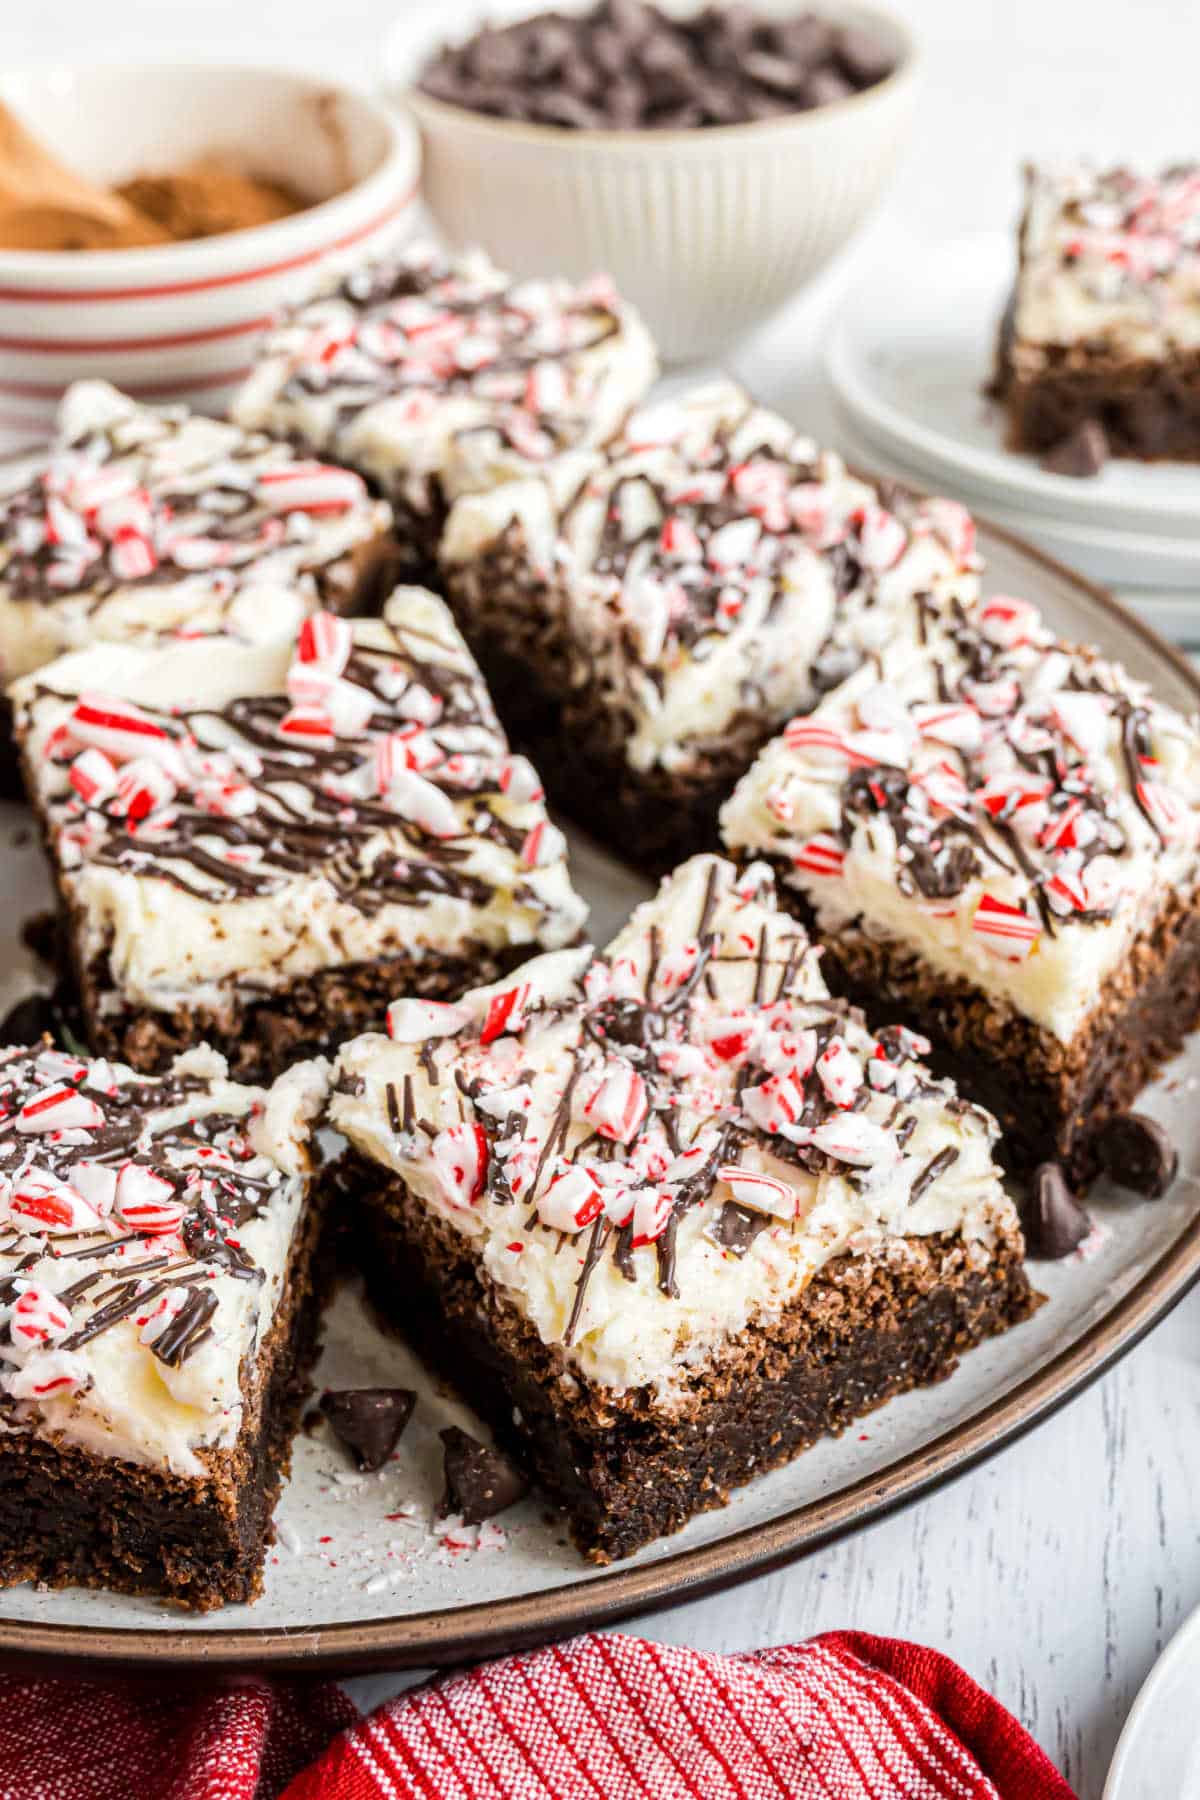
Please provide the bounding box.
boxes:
[770,876,1200,1186]
[0,1044,329,1608]
[0,380,396,692]
[993,163,1200,462]
[352,1158,1034,1562]
[233,242,657,550]
[12,587,585,1084]
[329,855,1032,1559]
[720,592,1200,1185]
[439,380,981,868]
[0,1161,328,1608]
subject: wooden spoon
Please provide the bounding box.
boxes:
[0,100,169,249]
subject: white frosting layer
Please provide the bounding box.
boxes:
[441,380,981,773]
[0,381,391,685]
[233,243,657,518]
[331,856,1018,1404]
[12,588,585,1022]
[721,595,1200,1042]
[1013,163,1200,361]
[0,1044,326,1477]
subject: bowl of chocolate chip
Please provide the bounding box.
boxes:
[390,0,916,359]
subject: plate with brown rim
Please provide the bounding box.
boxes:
[1,512,1199,1675]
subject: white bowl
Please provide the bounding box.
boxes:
[0,65,421,451]
[386,0,917,361]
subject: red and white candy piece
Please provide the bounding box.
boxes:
[71,1159,118,1217]
[138,1285,191,1348]
[1048,690,1113,758]
[811,1113,895,1167]
[716,1163,795,1219]
[792,834,846,879]
[479,982,531,1046]
[582,1064,648,1145]
[115,1164,184,1236]
[1046,868,1089,915]
[706,517,760,570]
[68,747,117,807]
[295,610,353,676]
[1137,781,1190,844]
[194,778,257,819]
[9,1282,71,1347]
[922,497,977,566]
[976,595,1041,650]
[386,769,461,839]
[114,758,176,826]
[521,820,566,869]
[971,894,1041,960]
[742,1070,808,1138]
[108,524,157,582]
[68,695,179,768]
[978,770,1053,819]
[278,707,335,749]
[15,1083,105,1134]
[963,676,1021,718]
[815,1037,863,1108]
[5,1170,100,1234]
[497,756,544,804]
[910,703,983,754]
[5,1350,86,1400]
[257,462,367,514]
[782,720,878,769]
[537,1164,604,1234]
[851,503,906,572]
[630,1185,673,1247]
[430,1122,488,1209]
[659,516,703,562]
[386,998,471,1043]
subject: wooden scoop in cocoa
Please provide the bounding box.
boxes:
[0,100,170,250]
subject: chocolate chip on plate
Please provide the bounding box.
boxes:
[1040,418,1110,478]
[439,1426,529,1523]
[1092,1112,1180,1199]
[320,1387,416,1472]
[1024,1163,1092,1259]
[417,1,896,132]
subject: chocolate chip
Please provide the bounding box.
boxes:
[836,25,897,87]
[1024,1163,1091,1259]
[1092,1112,1179,1199]
[439,1426,528,1523]
[418,3,895,131]
[1040,419,1109,477]
[0,993,58,1046]
[320,1387,416,1472]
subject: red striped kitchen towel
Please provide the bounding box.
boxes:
[0,1631,1077,1800]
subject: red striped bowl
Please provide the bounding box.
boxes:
[0,65,421,450]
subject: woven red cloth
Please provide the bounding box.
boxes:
[0,1632,1077,1800]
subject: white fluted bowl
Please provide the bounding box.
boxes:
[386,1,916,361]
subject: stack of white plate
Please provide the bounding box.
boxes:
[827,231,1200,642]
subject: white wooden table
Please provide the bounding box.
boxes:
[14,2,1200,1791]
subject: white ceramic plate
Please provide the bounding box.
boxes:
[827,231,1200,539]
[832,409,1200,601]
[1104,1602,1200,1798]
[2,520,1200,1674]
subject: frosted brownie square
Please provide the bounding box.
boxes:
[993,163,1200,461]
[233,243,657,569]
[13,588,585,1083]
[0,1042,327,1608]
[438,380,982,868]
[721,594,1200,1180]
[329,854,1033,1561]
[0,381,394,689]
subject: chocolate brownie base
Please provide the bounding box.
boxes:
[344,1153,1035,1562]
[992,316,1200,460]
[443,538,770,871]
[0,1170,330,1610]
[769,869,1200,1186]
[67,933,536,1086]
